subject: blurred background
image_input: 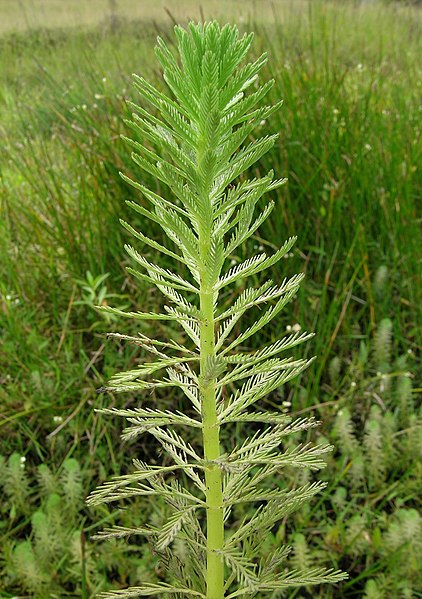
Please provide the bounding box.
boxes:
[0,0,421,597]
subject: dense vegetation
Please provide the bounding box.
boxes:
[0,1,420,598]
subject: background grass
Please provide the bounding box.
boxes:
[0,0,421,597]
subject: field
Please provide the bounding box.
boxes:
[0,0,421,597]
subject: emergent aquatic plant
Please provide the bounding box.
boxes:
[88,21,347,598]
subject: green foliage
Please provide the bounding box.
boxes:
[364,579,385,599]
[75,271,130,325]
[0,453,31,519]
[0,456,153,598]
[89,20,346,598]
[373,265,389,301]
[0,2,420,597]
[373,318,393,374]
[11,541,49,595]
[276,307,422,598]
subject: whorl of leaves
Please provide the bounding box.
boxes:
[88,21,346,597]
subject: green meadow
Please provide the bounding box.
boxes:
[0,1,421,597]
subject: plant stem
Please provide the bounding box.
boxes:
[200,284,225,599]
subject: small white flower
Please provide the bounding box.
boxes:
[94,93,104,100]
[82,104,87,110]
[333,108,339,115]
[292,323,301,332]
[20,456,26,463]
[282,401,291,407]
[260,119,266,126]
[53,416,63,423]
[356,63,363,71]
[258,245,264,251]
[364,144,372,151]
[102,77,107,83]
[5,294,12,300]
[230,259,237,266]
[407,348,413,354]
[14,298,20,305]
[286,325,292,332]
[351,381,357,388]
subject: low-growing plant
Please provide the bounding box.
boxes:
[74,270,130,326]
[88,21,347,598]
[0,456,149,598]
[284,299,421,598]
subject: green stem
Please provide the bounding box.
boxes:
[200,286,225,599]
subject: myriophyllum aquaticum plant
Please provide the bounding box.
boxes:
[88,21,347,599]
